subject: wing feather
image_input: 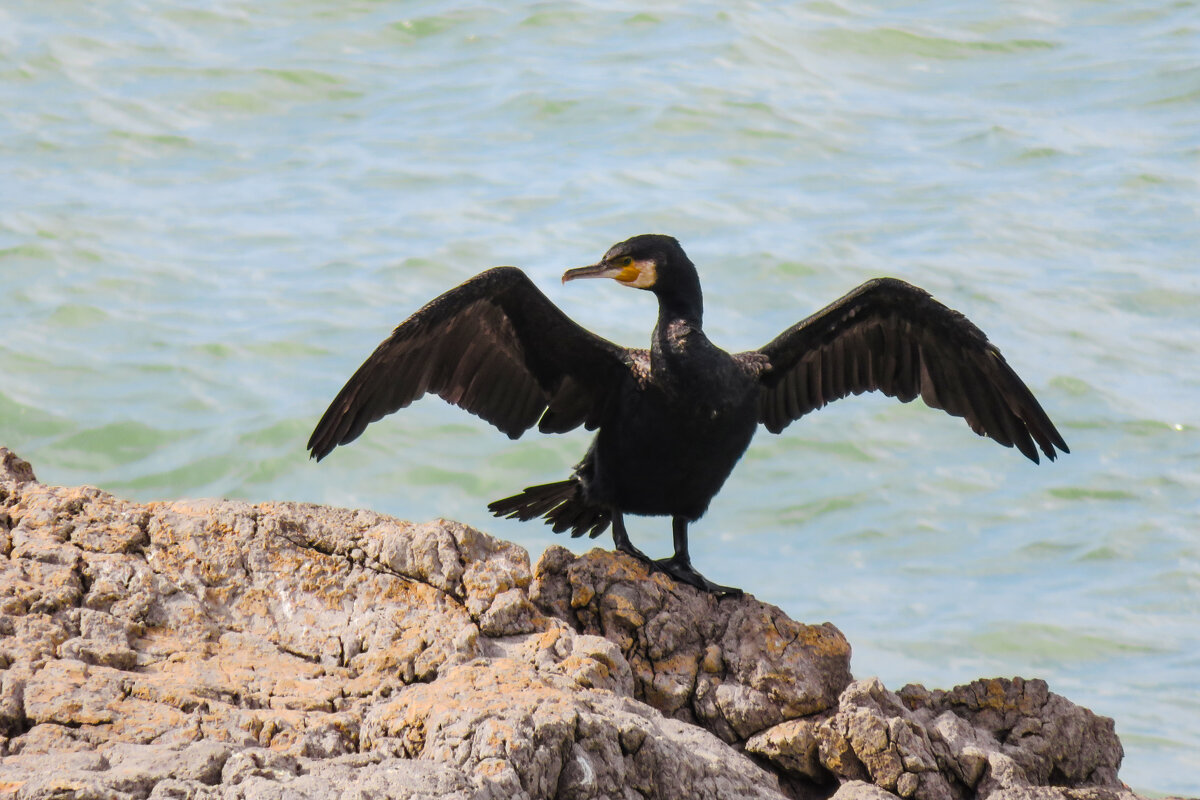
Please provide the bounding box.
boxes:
[748,277,1068,463]
[308,267,630,460]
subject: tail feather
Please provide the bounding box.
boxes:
[488,479,611,539]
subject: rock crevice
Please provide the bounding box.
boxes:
[0,448,1137,800]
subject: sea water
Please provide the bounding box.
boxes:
[2,1,1197,792]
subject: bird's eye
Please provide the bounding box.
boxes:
[618,256,634,267]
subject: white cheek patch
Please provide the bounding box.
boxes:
[621,259,657,289]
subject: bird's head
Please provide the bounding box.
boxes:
[562,234,695,293]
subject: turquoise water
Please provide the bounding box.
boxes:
[3,1,1198,792]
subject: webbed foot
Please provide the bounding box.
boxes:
[615,539,654,565]
[653,555,743,598]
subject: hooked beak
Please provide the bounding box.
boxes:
[561,262,623,284]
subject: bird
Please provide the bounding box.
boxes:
[308,234,1068,596]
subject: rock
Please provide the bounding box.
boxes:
[746,716,827,779]
[813,678,957,800]
[832,780,906,800]
[985,790,1142,800]
[362,651,784,799]
[0,449,35,484]
[531,544,853,742]
[746,677,1129,800]
[0,447,1150,799]
[897,679,1125,798]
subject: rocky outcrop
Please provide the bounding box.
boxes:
[0,447,1141,800]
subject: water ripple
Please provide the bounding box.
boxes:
[2,0,1198,792]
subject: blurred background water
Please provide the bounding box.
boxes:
[2,0,1198,792]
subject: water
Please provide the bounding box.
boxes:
[3,1,1198,792]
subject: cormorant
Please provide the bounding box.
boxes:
[308,234,1067,596]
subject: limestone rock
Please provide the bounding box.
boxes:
[897,679,1125,797]
[746,716,827,779]
[531,544,853,742]
[0,449,788,799]
[985,790,1142,800]
[831,780,907,800]
[0,448,1148,800]
[0,449,35,485]
[746,677,1129,800]
[362,652,784,800]
[814,678,956,800]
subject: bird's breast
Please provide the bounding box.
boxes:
[587,374,759,519]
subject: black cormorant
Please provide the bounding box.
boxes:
[308,234,1067,596]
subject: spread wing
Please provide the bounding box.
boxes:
[747,277,1068,463]
[308,267,630,460]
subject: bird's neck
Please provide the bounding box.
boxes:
[649,266,707,379]
[652,291,708,380]
[653,281,704,330]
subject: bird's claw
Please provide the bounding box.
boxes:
[614,540,654,566]
[653,555,743,598]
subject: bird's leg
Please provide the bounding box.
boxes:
[654,517,743,597]
[611,512,653,565]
